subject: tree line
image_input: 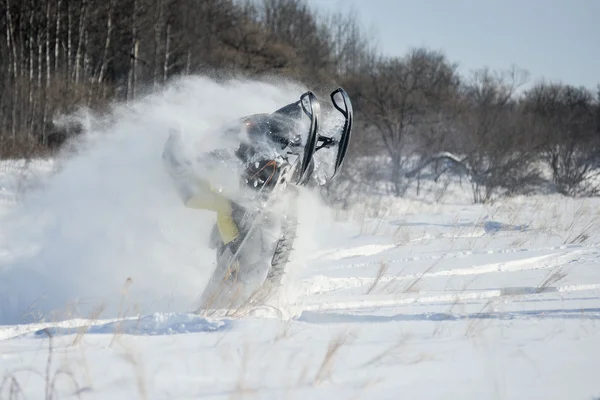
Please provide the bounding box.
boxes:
[1,0,599,202]
[344,55,600,202]
[0,0,371,152]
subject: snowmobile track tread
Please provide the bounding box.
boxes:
[266,192,298,287]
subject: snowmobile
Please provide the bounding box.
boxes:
[162,87,353,313]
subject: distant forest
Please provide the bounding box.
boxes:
[1,0,599,201]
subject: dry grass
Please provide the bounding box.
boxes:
[0,376,24,399]
[365,260,389,295]
[528,198,600,245]
[109,277,134,347]
[464,296,499,337]
[509,237,528,248]
[359,334,411,368]
[196,275,282,320]
[313,332,351,385]
[393,224,413,246]
[71,305,105,346]
[402,258,442,294]
[1,368,42,400]
[120,348,148,400]
[1,329,90,400]
[273,319,301,343]
[229,344,258,399]
[378,269,406,294]
[429,277,479,338]
[537,268,568,293]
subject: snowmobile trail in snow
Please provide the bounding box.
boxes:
[276,211,600,331]
[297,307,600,325]
[314,241,600,271]
[298,248,600,296]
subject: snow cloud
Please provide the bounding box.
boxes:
[0,76,318,324]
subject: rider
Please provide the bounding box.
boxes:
[162,97,307,257]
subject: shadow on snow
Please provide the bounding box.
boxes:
[31,312,232,338]
[298,307,600,324]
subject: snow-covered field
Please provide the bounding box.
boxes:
[2,78,600,399]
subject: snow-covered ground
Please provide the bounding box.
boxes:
[1,78,600,399]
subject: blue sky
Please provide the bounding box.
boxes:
[307,0,599,91]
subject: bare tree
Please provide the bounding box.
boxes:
[258,0,332,83]
[452,67,543,203]
[523,82,600,196]
[351,48,459,196]
[98,0,115,87]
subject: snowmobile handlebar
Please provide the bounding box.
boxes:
[315,135,338,150]
[329,88,353,179]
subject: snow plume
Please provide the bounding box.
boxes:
[0,75,335,325]
[271,187,331,312]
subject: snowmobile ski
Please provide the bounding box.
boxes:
[297,91,321,185]
[329,88,353,179]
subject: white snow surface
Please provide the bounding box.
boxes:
[1,77,600,399]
